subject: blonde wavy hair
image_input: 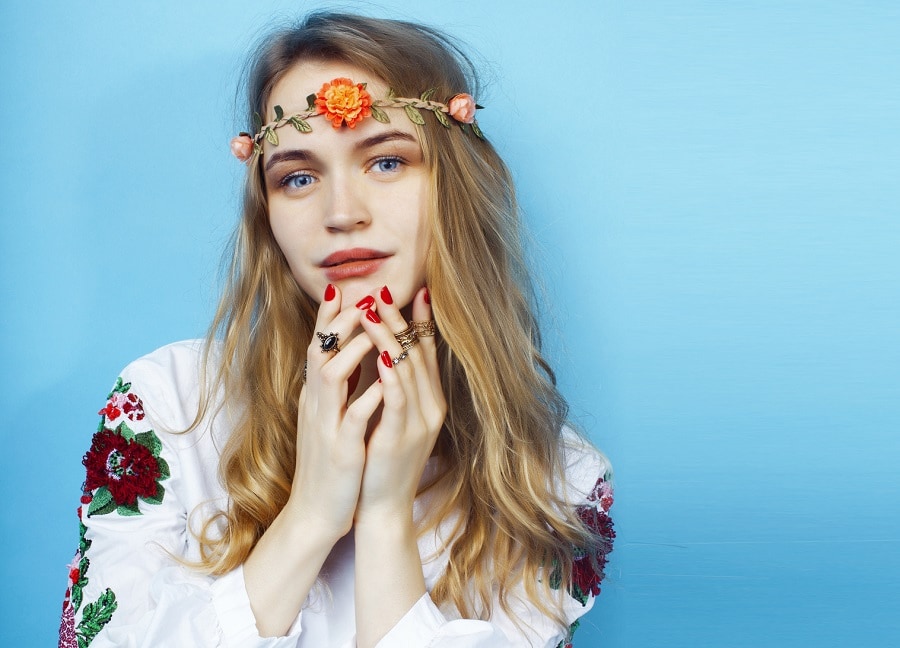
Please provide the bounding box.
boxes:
[195,11,607,631]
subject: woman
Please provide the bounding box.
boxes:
[59,12,614,648]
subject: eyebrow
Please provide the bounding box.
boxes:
[264,129,418,172]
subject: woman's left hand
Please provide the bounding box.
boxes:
[354,285,446,523]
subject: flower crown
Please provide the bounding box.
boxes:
[230,77,485,162]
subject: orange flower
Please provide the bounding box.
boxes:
[315,78,372,129]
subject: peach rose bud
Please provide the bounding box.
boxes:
[448,93,477,124]
[230,134,254,162]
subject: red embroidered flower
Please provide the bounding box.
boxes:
[98,391,144,422]
[58,604,76,648]
[83,428,161,506]
[571,502,616,598]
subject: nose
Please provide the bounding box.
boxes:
[322,173,371,232]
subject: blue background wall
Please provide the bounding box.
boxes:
[1,1,898,645]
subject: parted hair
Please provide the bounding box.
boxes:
[195,11,606,630]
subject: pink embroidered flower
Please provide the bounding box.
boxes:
[448,93,476,124]
[98,391,144,422]
[83,428,161,506]
[230,134,254,162]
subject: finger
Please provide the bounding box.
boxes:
[362,287,426,389]
[409,286,440,387]
[341,378,384,443]
[306,285,375,401]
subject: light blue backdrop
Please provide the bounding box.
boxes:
[1,1,897,645]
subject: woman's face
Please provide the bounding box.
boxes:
[264,60,431,312]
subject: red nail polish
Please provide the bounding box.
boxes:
[380,351,393,368]
[356,295,375,310]
[380,285,393,305]
[424,287,430,304]
[366,309,381,323]
[324,284,336,302]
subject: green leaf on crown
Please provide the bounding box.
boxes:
[371,106,390,124]
[289,116,312,133]
[420,88,436,102]
[404,105,425,126]
[265,127,278,146]
[274,105,284,121]
[306,94,317,110]
[252,112,262,130]
[434,109,451,128]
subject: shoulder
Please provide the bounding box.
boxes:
[558,426,614,506]
[96,339,224,438]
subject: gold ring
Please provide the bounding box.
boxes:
[393,323,419,350]
[411,320,436,337]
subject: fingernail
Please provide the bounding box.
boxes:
[356,295,375,310]
[366,309,381,324]
[424,287,430,304]
[380,350,393,368]
[380,285,393,305]
[324,284,336,302]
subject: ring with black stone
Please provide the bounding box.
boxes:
[317,331,341,353]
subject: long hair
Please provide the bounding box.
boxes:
[195,11,606,630]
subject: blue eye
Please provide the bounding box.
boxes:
[282,172,316,189]
[372,157,403,173]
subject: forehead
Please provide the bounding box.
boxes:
[267,60,390,115]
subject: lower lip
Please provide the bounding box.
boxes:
[323,258,388,281]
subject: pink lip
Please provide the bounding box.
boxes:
[320,248,391,281]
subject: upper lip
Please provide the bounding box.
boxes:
[320,248,391,267]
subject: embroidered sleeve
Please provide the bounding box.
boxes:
[57,367,302,648]
[552,471,616,648]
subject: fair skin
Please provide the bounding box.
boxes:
[241,60,447,647]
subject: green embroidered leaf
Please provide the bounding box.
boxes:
[475,103,485,109]
[252,112,262,130]
[116,421,135,441]
[117,502,142,516]
[253,142,263,156]
[107,377,127,398]
[404,104,425,126]
[434,109,451,128]
[78,521,91,554]
[360,82,367,89]
[157,456,171,480]
[134,430,161,456]
[420,88,436,102]
[472,120,486,140]
[87,487,115,517]
[76,588,118,645]
[306,93,317,110]
[72,586,83,616]
[289,115,312,133]
[274,104,284,120]
[388,88,397,99]
[370,106,390,124]
[142,483,165,506]
[264,127,278,146]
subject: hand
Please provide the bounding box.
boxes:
[286,283,384,539]
[354,285,446,524]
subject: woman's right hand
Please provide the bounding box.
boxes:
[286,283,383,540]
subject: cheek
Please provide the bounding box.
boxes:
[267,209,320,296]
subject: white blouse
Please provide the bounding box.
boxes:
[58,340,614,648]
